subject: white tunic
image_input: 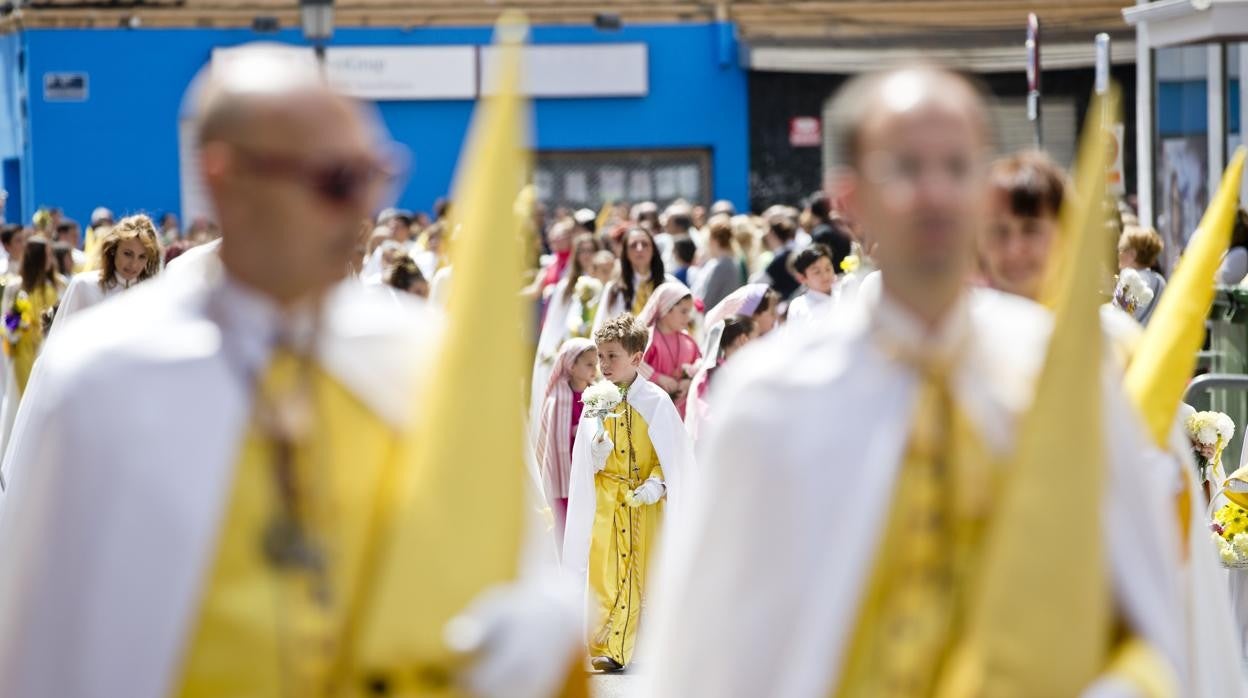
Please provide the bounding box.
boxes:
[642,288,1187,697]
[784,287,833,330]
[53,270,134,331]
[0,261,439,698]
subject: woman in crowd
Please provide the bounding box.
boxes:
[3,235,66,397]
[56,214,162,326]
[593,227,671,334]
[694,214,746,312]
[1117,224,1167,324]
[385,257,429,298]
[413,221,447,282]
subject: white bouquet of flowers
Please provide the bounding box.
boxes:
[582,379,623,437]
[1112,268,1155,315]
[1187,410,1235,484]
[567,276,603,338]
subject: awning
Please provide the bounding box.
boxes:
[744,40,1138,74]
[1124,0,1248,48]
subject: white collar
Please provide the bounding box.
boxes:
[804,288,833,303]
[206,272,320,385]
[869,287,972,369]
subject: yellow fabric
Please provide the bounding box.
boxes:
[345,16,556,694]
[1103,636,1179,698]
[175,351,403,697]
[84,227,103,271]
[835,369,996,696]
[588,400,665,666]
[1127,148,1246,448]
[938,90,1118,698]
[631,279,655,317]
[10,282,59,396]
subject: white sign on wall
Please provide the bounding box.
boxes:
[480,43,649,98]
[211,45,477,101]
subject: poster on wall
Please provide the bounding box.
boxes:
[1158,136,1208,272]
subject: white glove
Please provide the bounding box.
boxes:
[628,477,666,507]
[589,428,613,473]
[445,575,581,698]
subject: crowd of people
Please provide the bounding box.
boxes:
[0,41,1244,698]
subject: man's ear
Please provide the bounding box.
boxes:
[827,166,859,229]
[630,351,644,367]
[198,141,233,191]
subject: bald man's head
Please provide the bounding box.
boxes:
[189,44,397,305]
[828,64,996,325]
[828,65,993,171]
[193,45,329,146]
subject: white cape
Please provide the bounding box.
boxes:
[529,277,575,441]
[561,376,695,626]
[0,262,440,698]
[642,288,1188,697]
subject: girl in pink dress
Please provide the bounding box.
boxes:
[535,337,598,552]
[638,281,702,418]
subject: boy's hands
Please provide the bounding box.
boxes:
[590,429,613,473]
[626,478,666,507]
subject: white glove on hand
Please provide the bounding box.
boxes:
[590,428,613,473]
[445,574,581,698]
[628,477,666,507]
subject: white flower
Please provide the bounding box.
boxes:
[1233,533,1248,558]
[1115,268,1154,310]
[1216,412,1237,444]
[1187,411,1236,447]
[1221,541,1240,566]
[582,379,623,420]
[574,275,603,305]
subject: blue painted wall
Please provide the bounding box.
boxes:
[1158,78,1241,136]
[0,32,22,223]
[12,22,748,227]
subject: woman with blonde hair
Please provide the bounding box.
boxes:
[55,214,162,326]
[2,234,66,397]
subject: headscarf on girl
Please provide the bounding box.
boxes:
[535,337,597,548]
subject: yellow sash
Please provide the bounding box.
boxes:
[835,370,995,697]
[174,351,402,697]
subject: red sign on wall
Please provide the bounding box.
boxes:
[789,116,822,148]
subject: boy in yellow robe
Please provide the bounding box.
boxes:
[562,313,694,673]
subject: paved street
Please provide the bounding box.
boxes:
[590,671,638,698]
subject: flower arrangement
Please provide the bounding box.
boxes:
[1112,268,1155,316]
[582,379,623,422]
[1186,410,1235,484]
[568,275,603,339]
[840,255,860,274]
[2,292,34,357]
[1212,503,1248,567]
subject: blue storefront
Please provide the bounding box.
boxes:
[0,21,749,227]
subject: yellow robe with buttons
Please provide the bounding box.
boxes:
[587,401,664,666]
[175,353,405,697]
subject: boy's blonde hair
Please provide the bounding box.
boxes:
[594,313,648,355]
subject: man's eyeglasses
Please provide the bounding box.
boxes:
[231,145,408,208]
